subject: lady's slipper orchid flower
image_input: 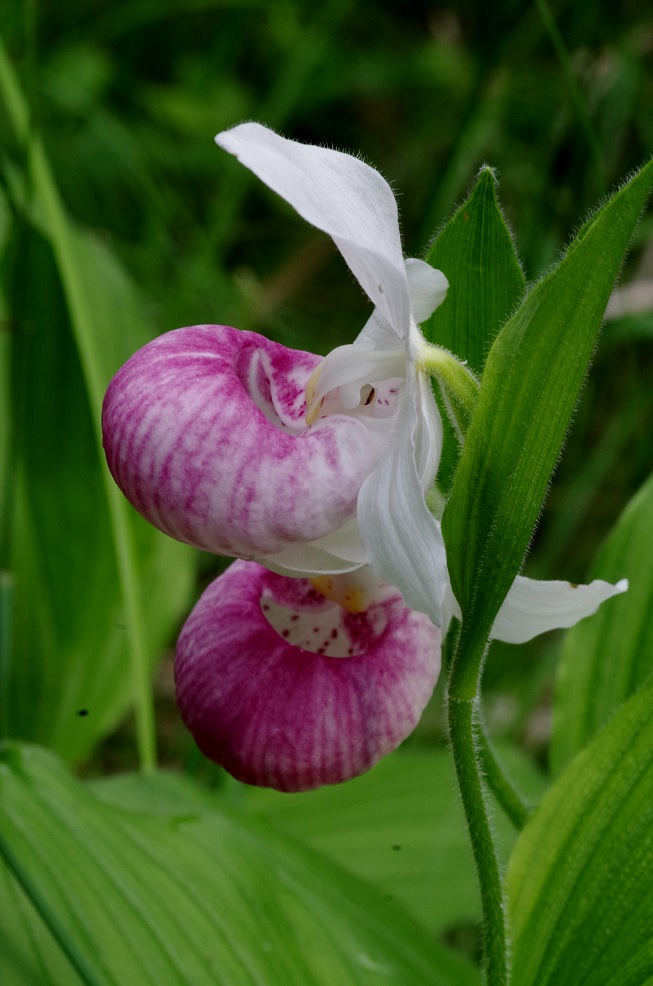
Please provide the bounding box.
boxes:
[174,560,441,791]
[211,124,628,637]
[102,122,627,648]
[103,122,451,624]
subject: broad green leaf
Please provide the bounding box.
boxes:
[244,745,546,938]
[0,184,9,551]
[0,41,195,764]
[422,167,525,375]
[506,673,653,985]
[422,168,525,489]
[0,861,79,986]
[551,471,653,775]
[442,159,653,677]
[0,744,480,986]
[249,748,482,936]
[0,213,193,764]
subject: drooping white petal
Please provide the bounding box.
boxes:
[441,581,462,637]
[261,547,361,579]
[259,513,368,579]
[302,516,368,565]
[405,259,449,323]
[216,122,410,334]
[413,353,443,489]
[491,575,628,645]
[357,371,448,626]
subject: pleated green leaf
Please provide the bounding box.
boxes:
[442,159,653,677]
[0,41,194,763]
[551,470,653,775]
[0,744,479,986]
[506,674,653,984]
[0,860,78,986]
[422,168,524,489]
[245,746,546,937]
[0,200,194,766]
[422,167,525,375]
[251,748,483,937]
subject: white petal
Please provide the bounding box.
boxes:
[357,372,448,626]
[405,259,449,323]
[216,123,410,334]
[491,576,628,645]
[441,581,462,637]
[354,309,402,350]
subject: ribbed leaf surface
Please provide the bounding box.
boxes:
[507,675,653,984]
[551,470,653,773]
[247,746,546,936]
[0,744,480,986]
[422,168,524,489]
[0,41,194,762]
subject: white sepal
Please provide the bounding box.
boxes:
[491,575,628,644]
[216,122,410,334]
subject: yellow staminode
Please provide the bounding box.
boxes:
[305,364,323,425]
[310,570,380,614]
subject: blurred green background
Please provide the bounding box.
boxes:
[4,0,653,331]
[1,0,652,771]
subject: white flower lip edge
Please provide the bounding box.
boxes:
[216,122,628,643]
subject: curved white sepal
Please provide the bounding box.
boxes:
[216,122,410,333]
[491,575,628,645]
[405,258,449,323]
[441,581,462,638]
[354,309,402,350]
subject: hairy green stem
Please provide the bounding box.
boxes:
[448,625,509,984]
[418,344,480,439]
[448,694,508,985]
[477,718,531,831]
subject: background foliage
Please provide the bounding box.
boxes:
[0,0,652,981]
